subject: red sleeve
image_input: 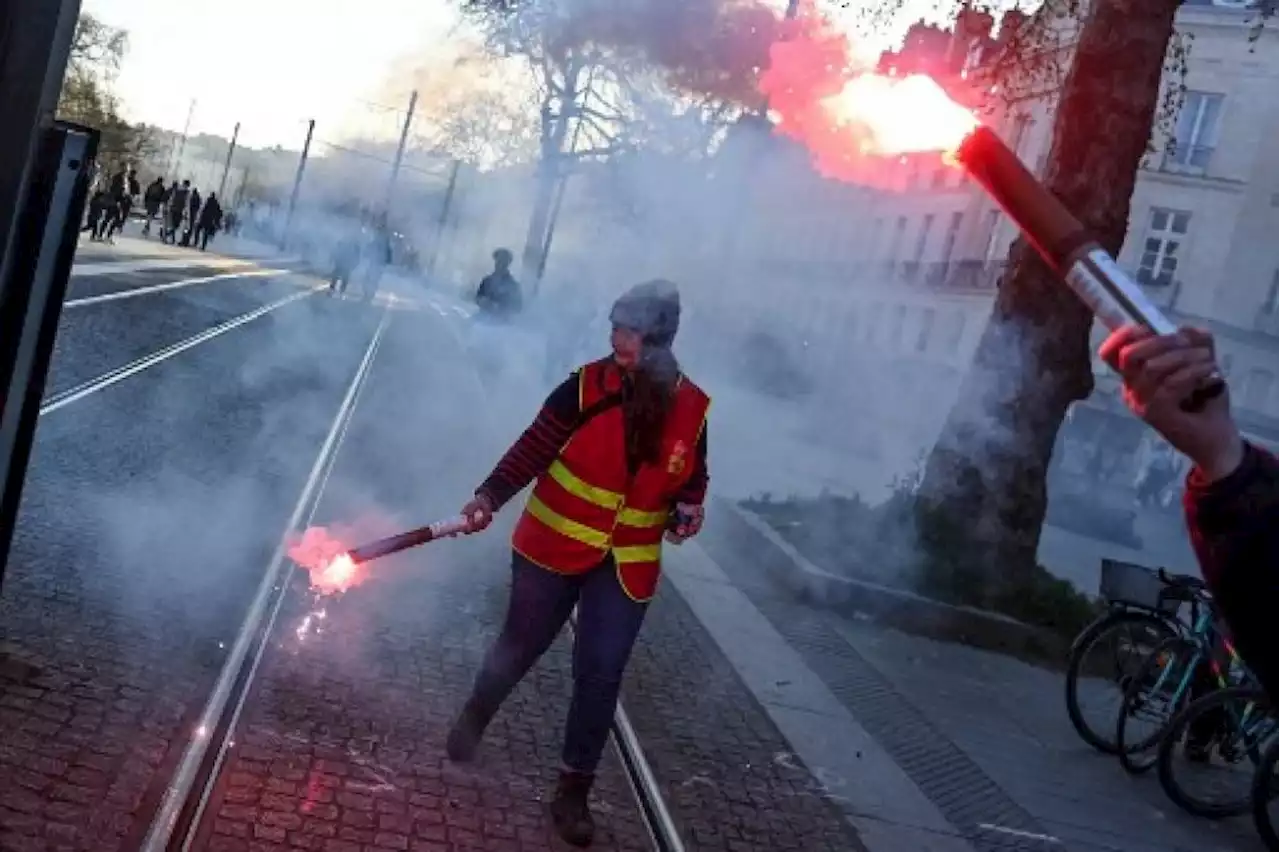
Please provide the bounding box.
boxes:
[475,373,580,510]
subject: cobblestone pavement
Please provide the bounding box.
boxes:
[620,587,868,852]
[701,500,1261,852]
[0,251,382,852]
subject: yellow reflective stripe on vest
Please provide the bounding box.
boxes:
[548,460,623,510]
[614,544,662,564]
[526,496,610,550]
[618,507,666,527]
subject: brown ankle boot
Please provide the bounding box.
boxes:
[549,770,595,847]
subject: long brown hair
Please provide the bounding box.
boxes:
[622,352,676,474]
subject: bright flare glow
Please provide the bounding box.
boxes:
[287,526,367,597]
[823,73,978,156]
[758,13,980,183]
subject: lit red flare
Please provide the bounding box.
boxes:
[287,526,365,596]
[758,12,978,180]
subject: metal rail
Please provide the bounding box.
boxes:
[572,608,687,852]
[139,309,390,851]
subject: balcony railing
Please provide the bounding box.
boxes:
[1157,145,1214,175]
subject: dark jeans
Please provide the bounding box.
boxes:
[468,551,648,773]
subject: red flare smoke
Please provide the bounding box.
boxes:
[757,12,979,182]
[288,526,364,596]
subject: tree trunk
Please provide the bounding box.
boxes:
[914,0,1181,608]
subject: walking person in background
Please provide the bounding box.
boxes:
[106,178,137,241]
[446,281,710,847]
[83,188,108,240]
[164,180,190,244]
[1100,325,1277,703]
[193,192,223,251]
[141,176,166,237]
[181,186,202,247]
[475,247,523,319]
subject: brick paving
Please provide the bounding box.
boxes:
[0,279,382,852]
[621,585,868,852]
[191,540,653,852]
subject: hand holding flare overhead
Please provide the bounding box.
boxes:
[288,514,479,597]
[756,11,1223,410]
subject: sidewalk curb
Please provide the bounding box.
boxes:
[716,498,1069,665]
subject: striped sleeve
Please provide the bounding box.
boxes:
[476,372,580,510]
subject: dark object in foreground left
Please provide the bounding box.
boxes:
[0,121,99,680]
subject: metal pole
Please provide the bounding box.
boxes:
[425,159,460,277]
[217,121,239,197]
[168,98,196,182]
[282,119,314,249]
[384,90,418,216]
[0,0,82,295]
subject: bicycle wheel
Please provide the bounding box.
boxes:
[1156,685,1276,819]
[1253,736,1277,850]
[1066,609,1177,753]
[1116,636,1197,775]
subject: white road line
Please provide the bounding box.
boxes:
[64,269,283,308]
[40,289,319,416]
[139,310,390,852]
[71,257,257,276]
[976,824,1062,844]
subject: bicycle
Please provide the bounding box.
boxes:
[1114,575,1252,775]
[1155,684,1275,821]
[1252,735,1277,849]
[1065,559,1196,753]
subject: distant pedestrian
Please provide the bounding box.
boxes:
[475,247,523,319]
[194,192,223,250]
[83,189,108,240]
[181,187,202,247]
[141,176,166,237]
[164,180,190,244]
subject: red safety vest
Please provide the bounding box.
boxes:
[512,359,710,602]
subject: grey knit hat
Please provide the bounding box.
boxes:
[609,279,681,348]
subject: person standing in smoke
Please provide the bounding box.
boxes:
[182,186,202,247]
[329,229,361,297]
[105,169,139,241]
[193,192,223,251]
[447,281,710,848]
[164,180,190,244]
[361,218,393,304]
[141,176,166,237]
[475,247,523,319]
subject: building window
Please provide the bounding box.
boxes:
[1168,91,1223,172]
[931,166,948,190]
[916,307,936,353]
[1242,368,1276,412]
[941,211,964,265]
[943,310,965,355]
[889,304,907,348]
[1263,270,1278,314]
[888,216,908,262]
[913,214,935,262]
[983,209,1002,261]
[1137,208,1190,287]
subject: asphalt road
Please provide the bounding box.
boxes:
[0,238,863,852]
